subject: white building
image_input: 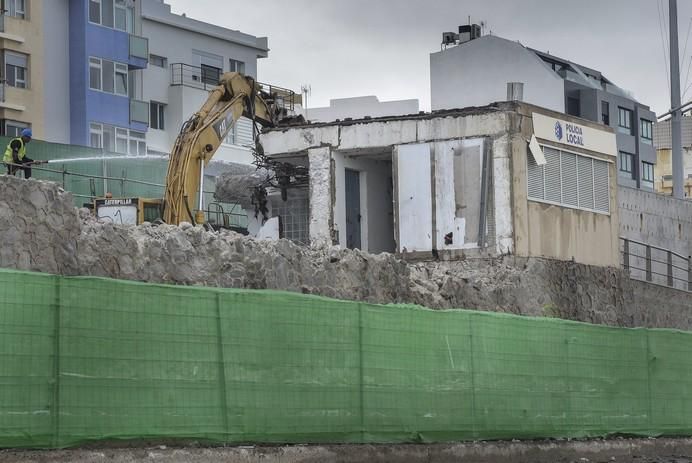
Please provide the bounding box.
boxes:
[140,0,270,164]
[306,96,419,123]
[430,32,657,191]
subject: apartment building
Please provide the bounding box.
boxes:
[430,32,657,191]
[33,0,272,166]
[140,0,270,163]
[0,0,44,138]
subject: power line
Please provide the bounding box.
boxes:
[658,0,671,95]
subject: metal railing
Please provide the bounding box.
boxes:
[620,237,692,291]
[171,63,223,92]
[170,63,297,112]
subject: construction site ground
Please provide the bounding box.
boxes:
[2,439,692,463]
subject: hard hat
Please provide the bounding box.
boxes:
[21,128,32,139]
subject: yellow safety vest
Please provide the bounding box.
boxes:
[3,138,26,163]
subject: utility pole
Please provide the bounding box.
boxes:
[670,0,685,199]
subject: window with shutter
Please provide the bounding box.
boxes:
[561,152,578,207]
[544,147,562,203]
[527,143,610,214]
[593,159,610,213]
[577,156,594,210]
[527,155,544,200]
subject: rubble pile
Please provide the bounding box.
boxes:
[213,164,272,208]
[1,176,689,330]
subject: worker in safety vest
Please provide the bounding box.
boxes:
[3,128,35,179]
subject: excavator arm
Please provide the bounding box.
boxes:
[162,72,278,225]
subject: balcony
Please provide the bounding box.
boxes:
[128,34,149,69]
[130,99,149,126]
[170,63,298,113]
[171,63,222,92]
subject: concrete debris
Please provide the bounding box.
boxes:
[1,175,691,331]
[213,164,272,208]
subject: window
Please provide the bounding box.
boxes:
[2,120,29,137]
[88,57,127,96]
[89,57,102,90]
[90,123,147,155]
[601,101,610,125]
[102,59,114,93]
[90,0,133,32]
[115,127,128,153]
[5,51,28,89]
[149,54,167,68]
[150,102,165,130]
[229,59,245,74]
[619,151,634,178]
[129,130,146,155]
[642,162,655,185]
[103,124,115,152]
[527,145,610,214]
[114,0,127,31]
[567,97,580,117]
[223,117,254,146]
[618,107,633,135]
[115,63,128,96]
[89,123,103,148]
[641,119,653,144]
[200,64,221,85]
[7,0,26,19]
[89,0,101,23]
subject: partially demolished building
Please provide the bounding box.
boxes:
[261,102,620,267]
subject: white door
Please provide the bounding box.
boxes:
[394,143,432,253]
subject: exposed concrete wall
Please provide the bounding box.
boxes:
[307,147,332,247]
[262,107,516,257]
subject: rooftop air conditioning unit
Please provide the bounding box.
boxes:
[442,32,459,46]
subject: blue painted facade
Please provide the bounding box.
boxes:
[69,0,148,147]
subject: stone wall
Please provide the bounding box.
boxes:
[1,176,690,331]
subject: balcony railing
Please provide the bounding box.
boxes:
[129,34,149,61]
[170,63,297,113]
[171,63,222,92]
[130,99,149,126]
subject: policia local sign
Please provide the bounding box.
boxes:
[532,112,617,157]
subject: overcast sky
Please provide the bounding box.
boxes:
[167,0,692,116]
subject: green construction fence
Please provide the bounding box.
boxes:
[0,267,691,449]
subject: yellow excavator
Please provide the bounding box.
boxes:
[161,72,283,226]
[94,72,295,228]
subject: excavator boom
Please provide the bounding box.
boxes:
[162,72,278,225]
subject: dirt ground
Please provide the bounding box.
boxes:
[3,439,692,463]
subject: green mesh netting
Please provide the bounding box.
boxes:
[0,268,689,449]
